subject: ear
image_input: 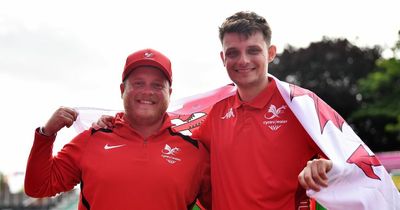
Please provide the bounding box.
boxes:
[267,45,277,63]
[220,51,226,67]
[120,83,125,98]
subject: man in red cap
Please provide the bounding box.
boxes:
[24,49,211,210]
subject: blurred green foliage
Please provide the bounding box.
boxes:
[351,45,400,148]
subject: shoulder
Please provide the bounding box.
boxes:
[168,128,200,149]
[208,94,235,115]
[69,127,113,146]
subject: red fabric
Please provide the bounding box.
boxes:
[25,113,211,210]
[123,48,172,84]
[193,79,322,209]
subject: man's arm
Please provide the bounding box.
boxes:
[24,107,83,197]
[192,141,212,210]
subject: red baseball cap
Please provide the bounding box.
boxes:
[122,48,172,85]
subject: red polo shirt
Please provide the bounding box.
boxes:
[25,113,211,210]
[193,78,322,209]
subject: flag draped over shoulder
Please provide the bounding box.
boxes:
[271,74,400,210]
[73,75,400,209]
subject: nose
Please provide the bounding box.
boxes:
[237,53,250,65]
[141,84,155,95]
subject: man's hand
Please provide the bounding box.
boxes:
[92,115,114,130]
[41,107,78,136]
[298,158,333,192]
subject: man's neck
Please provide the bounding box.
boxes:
[237,78,269,102]
[124,115,164,139]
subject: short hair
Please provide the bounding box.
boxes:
[219,11,272,46]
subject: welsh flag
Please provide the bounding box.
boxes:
[272,75,400,209]
[73,74,400,209]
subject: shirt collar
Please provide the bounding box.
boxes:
[233,77,277,109]
[114,112,173,134]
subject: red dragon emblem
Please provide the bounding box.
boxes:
[170,112,208,135]
[347,145,382,180]
[290,84,345,134]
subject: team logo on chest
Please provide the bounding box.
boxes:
[262,104,288,131]
[161,144,182,164]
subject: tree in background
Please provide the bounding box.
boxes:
[270,38,381,118]
[350,32,400,151]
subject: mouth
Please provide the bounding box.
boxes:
[234,67,254,73]
[137,99,156,105]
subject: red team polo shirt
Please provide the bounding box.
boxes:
[25,113,210,210]
[193,78,323,210]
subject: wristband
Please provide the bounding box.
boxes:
[39,127,54,137]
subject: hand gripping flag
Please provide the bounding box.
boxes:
[73,75,400,209]
[271,74,400,210]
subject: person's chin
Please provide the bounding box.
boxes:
[234,79,252,87]
[136,111,154,117]
[136,111,162,121]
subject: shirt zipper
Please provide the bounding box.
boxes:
[143,138,149,160]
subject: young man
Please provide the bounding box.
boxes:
[191,11,317,209]
[24,49,211,210]
[192,11,400,209]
